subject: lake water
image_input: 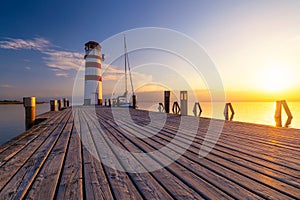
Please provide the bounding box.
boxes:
[0,102,299,145]
[0,104,50,145]
[138,101,300,129]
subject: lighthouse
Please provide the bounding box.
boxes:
[84,41,102,105]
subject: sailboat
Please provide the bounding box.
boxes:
[116,35,135,107]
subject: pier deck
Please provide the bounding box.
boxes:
[0,107,299,199]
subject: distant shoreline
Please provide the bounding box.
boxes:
[0,101,46,105]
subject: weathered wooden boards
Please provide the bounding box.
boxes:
[0,107,299,199]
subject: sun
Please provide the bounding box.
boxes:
[259,64,291,92]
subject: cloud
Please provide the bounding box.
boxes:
[43,51,84,71]
[55,72,69,77]
[0,84,14,88]
[0,37,84,77]
[102,64,126,81]
[102,64,153,89]
[0,37,50,51]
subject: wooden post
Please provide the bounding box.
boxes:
[104,99,107,106]
[281,100,293,118]
[164,91,170,113]
[224,103,234,120]
[172,102,180,114]
[193,102,202,117]
[132,95,137,109]
[274,101,282,118]
[275,100,292,127]
[58,99,63,110]
[274,101,282,127]
[66,100,70,107]
[180,91,188,116]
[108,99,111,107]
[63,98,67,108]
[224,103,229,120]
[158,103,164,112]
[50,100,57,111]
[23,97,36,130]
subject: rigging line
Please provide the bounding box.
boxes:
[124,34,128,95]
[124,34,135,96]
[127,49,135,95]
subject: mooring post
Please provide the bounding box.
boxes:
[23,97,36,130]
[224,103,234,120]
[274,101,282,127]
[63,98,68,108]
[158,103,164,112]
[164,91,170,113]
[66,100,70,107]
[282,100,293,118]
[180,91,188,116]
[58,99,63,110]
[50,100,57,111]
[274,100,292,127]
[172,102,181,114]
[108,99,111,107]
[193,102,202,117]
[104,99,107,106]
[132,95,137,109]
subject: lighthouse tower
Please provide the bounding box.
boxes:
[84,41,102,105]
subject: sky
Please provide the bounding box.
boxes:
[1,0,300,102]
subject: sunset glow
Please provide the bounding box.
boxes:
[257,62,294,93]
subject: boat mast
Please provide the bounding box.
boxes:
[124,35,128,96]
[124,35,135,96]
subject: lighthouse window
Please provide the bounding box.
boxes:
[90,44,94,49]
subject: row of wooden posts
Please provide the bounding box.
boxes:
[158,91,293,127]
[23,97,70,130]
[158,91,235,118]
[50,98,70,111]
[159,100,235,118]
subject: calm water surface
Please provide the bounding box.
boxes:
[0,104,49,145]
[138,101,300,129]
[0,102,299,145]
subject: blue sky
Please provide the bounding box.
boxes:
[1,1,300,101]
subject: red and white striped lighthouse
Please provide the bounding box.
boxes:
[84,41,102,105]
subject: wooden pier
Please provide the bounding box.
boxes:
[0,107,299,199]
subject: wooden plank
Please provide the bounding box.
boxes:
[56,124,83,199]
[0,110,70,190]
[78,109,114,200]
[98,108,299,199]
[0,109,71,199]
[102,122,206,199]
[102,114,259,199]
[0,107,299,199]
[85,110,174,200]
[25,114,73,199]
[110,118,262,199]
[80,108,142,200]
[132,111,300,171]
[135,123,298,199]
[139,116,300,182]
[95,110,231,199]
